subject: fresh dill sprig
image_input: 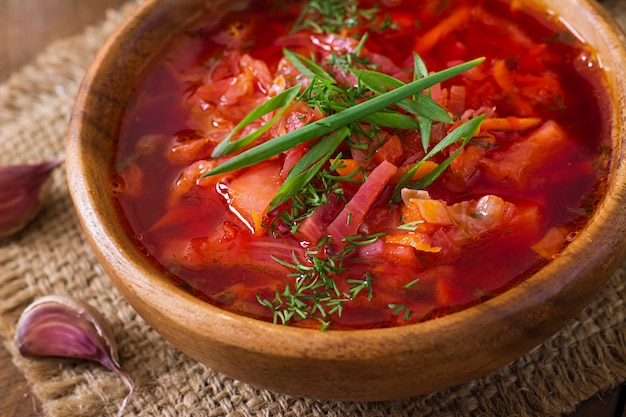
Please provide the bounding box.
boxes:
[389,303,412,321]
[404,278,421,289]
[397,220,424,231]
[259,242,365,328]
[343,232,388,246]
[257,228,389,328]
[347,272,374,300]
[291,0,379,35]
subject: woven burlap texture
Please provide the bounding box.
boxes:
[1,1,626,416]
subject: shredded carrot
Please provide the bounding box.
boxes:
[251,210,264,237]
[510,0,524,12]
[334,158,364,181]
[392,160,439,183]
[480,117,542,131]
[492,59,536,116]
[385,234,441,253]
[492,59,515,91]
[414,160,439,179]
[414,6,471,56]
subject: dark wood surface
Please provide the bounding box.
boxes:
[0,0,127,81]
[0,0,625,416]
[0,1,125,416]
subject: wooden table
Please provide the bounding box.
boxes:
[0,2,126,415]
[0,1,625,416]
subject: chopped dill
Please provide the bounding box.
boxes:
[397,220,424,231]
[404,278,421,289]
[291,0,380,35]
[389,303,412,321]
[259,233,384,327]
[474,288,496,298]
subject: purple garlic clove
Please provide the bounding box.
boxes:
[0,157,64,239]
[15,294,120,367]
[15,295,134,417]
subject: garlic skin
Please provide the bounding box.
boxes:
[15,295,134,417]
[0,158,64,239]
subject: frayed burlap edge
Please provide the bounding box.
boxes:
[1,1,626,416]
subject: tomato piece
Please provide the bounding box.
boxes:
[374,134,404,165]
[480,120,569,186]
[227,161,283,235]
[381,243,419,267]
[447,136,491,191]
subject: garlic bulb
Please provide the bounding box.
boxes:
[0,158,64,239]
[15,295,134,417]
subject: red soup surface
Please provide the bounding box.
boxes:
[113,0,612,330]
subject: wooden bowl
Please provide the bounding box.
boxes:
[66,0,626,401]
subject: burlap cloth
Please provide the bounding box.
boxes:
[2,1,626,416]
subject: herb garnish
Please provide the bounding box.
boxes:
[258,232,382,330]
[291,0,380,35]
[389,303,412,321]
[398,221,424,232]
[202,2,486,329]
[205,55,483,176]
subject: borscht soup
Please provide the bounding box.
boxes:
[112,0,611,330]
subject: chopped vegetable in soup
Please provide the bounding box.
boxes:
[113,0,612,330]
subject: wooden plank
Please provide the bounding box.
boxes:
[0,338,40,417]
[0,0,7,81]
[0,0,126,81]
[570,385,625,417]
[0,1,126,414]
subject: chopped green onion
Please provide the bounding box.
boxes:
[204,57,485,177]
[269,127,350,211]
[391,114,485,202]
[211,85,301,157]
[353,68,452,124]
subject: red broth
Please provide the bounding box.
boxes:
[113,0,611,330]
